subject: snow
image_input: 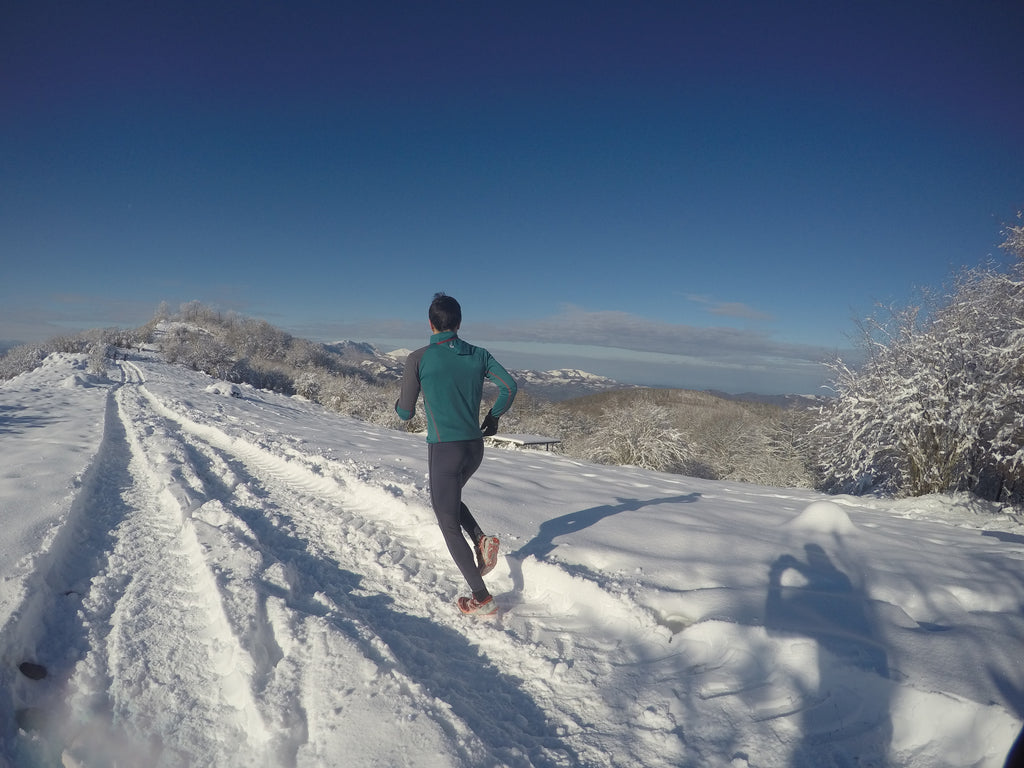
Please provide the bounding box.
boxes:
[205,382,242,398]
[1,352,1022,768]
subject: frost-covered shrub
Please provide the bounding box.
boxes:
[762,408,818,488]
[497,388,814,486]
[0,344,47,380]
[685,406,757,480]
[229,360,295,395]
[815,217,1024,501]
[712,410,815,487]
[87,343,111,377]
[225,317,291,361]
[47,335,90,354]
[294,370,324,401]
[162,328,236,380]
[1003,212,1024,259]
[583,397,695,473]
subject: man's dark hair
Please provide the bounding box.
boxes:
[429,292,462,332]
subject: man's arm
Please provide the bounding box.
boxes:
[395,349,424,420]
[484,354,517,418]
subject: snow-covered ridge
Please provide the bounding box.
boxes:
[510,367,631,401]
[331,340,630,400]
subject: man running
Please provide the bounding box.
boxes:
[395,293,517,616]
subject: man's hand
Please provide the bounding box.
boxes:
[480,413,500,437]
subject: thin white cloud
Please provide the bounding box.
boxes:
[474,306,837,365]
[448,305,849,393]
[683,294,774,321]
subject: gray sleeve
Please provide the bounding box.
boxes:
[395,347,425,420]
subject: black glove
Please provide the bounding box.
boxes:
[480,412,500,437]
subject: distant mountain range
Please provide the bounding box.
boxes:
[324,340,631,401]
[324,341,824,406]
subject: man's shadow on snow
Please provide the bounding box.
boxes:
[505,493,701,598]
[765,543,893,766]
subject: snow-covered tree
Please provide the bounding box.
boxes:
[816,217,1024,501]
[1002,212,1024,260]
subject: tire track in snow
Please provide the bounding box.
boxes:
[0,380,136,766]
[78,379,272,766]
[1,370,273,767]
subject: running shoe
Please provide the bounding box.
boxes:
[457,595,498,616]
[477,535,500,576]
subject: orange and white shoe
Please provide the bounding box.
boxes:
[457,595,498,616]
[477,535,500,576]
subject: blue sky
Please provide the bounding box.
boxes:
[3,1,1022,394]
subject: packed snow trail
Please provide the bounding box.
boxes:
[122,360,690,768]
[1,353,1022,767]
[123,362,576,768]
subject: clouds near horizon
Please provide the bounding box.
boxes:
[298,304,846,393]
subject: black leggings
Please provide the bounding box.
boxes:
[428,439,487,596]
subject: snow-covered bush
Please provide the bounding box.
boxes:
[47,335,90,354]
[583,397,695,473]
[293,370,324,401]
[1003,212,1024,258]
[815,218,1024,501]
[87,343,111,377]
[205,381,242,397]
[685,405,759,480]
[162,328,237,380]
[718,410,816,487]
[224,317,292,361]
[498,388,814,486]
[0,344,47,380]
[228,360,295,395]
[284,338,335,372]
[0,327,137,381]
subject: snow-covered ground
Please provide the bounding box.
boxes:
[1,352,1022,768]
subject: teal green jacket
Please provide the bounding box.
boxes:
[395,331,517,443]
